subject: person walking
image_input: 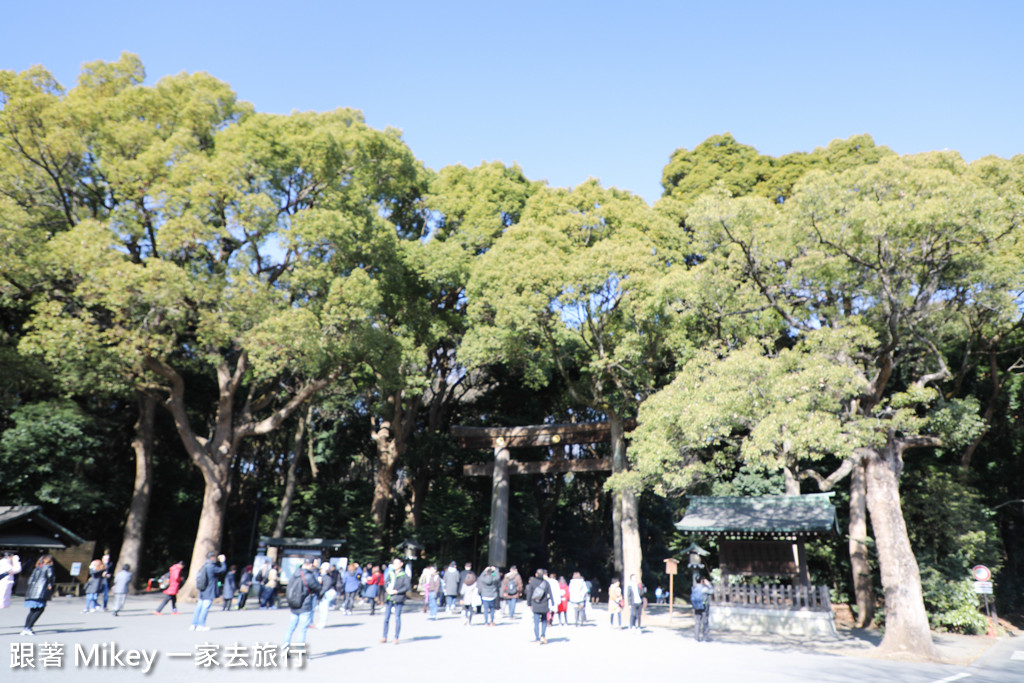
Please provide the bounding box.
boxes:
[459,571,479,625]
[423,565,440,620]
[100,551,114,611]
[237,565,253,610]
[154,560,184,615]
[253,563,268,606]
[478,565,500,626]
[626,574,645,632]
[502,565,523,620]
[443,562,460,614]
[189,552,226,631]
[526,568,552,644]
[363,565,383,615]
[556,576,570,625]
[315,561,337,629]
[259,563,280,609]
[21,554,55,635]
[418,566,432,613]
[342,563,361,615]
[544,572,560,625]
[608,577,624,629]
[83,559,104,613]
[691,577,712,642]
[111,564,133,616]
[381,558,411,644]
[0,551,22,609]
[568,571,588,626]
[283,558,321,652]
[221,564,238,610]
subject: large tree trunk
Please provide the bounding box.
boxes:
[371,436,400,528]
[783,466,800,495]
[182,459,232,599]
[116,392,156,593]
[146,354,331,600]
[369,392,419,528]
[849,456,875,628]
[407,475,429,530]
[611,413,642,586]
[864,442,935,657]
[267,414,307,563]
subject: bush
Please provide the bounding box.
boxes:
[920,570,989,634]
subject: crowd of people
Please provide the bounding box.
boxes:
[3,549,714,645]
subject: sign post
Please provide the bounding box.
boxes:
[971,565,995,636]
[664,558,679,620]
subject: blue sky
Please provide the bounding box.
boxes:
[2,1,1021,204]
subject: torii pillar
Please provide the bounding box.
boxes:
[453,422,626,568]
[490,438,512,568]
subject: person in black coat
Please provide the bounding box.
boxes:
[526,568,553,644]
[237,565,254,610]
[315,562,337,629]
[381,558,412,643]
[221,565,238,610]
[100,551,114,611]
[22,555,55,635]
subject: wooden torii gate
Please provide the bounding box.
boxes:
[452,421,630,568]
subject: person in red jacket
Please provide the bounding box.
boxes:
[556,576,570,625]
[154,561,184,615]
[363,565,384,615]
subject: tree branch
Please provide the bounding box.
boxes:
[798,457,855,492]
[144,356,216,479]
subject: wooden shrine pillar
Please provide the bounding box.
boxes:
[489,439,511,567]
[795,540,810,587]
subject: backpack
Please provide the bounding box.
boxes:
[287,570,309,609]
[530,582,547,604]
[505,578,517,597]
[691,584,707,610]
[195,565,209,592]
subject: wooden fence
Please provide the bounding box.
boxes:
[710,584,831,611]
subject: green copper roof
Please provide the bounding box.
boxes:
[675,494,838,536]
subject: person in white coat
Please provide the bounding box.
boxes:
[568,571,589,626]
[0,551,22,608]
[544,572,560,624]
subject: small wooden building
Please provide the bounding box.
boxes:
[676,493,838,586]
[675,494,839,637]
[0,505,93,594]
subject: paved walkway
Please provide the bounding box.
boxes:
[0,594,1018,682]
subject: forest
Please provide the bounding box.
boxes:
[1,54,1022,658]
